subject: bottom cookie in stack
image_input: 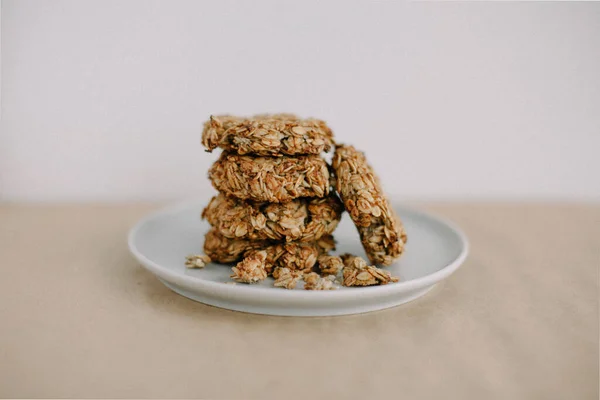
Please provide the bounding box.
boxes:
[203,229,335,274]
[201,192,343,285]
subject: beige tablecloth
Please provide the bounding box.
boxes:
[0,203,598,399]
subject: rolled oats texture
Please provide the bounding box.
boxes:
[202,193,343,242]
[184,254,211,269]
[245,236,335,273]
[230,251,269,284]
[317,255,343,276]
[272,267,303,290]
[303,272,336,290]
[203,229,267,263]
[332,144,407,265]
[202,114,335,156]
[209,152,331,203]
[341,254,400,287]
[203,229,336,271]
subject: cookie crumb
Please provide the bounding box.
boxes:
[273,267,303,290]
[341,254,399,287]
[317,255,344,276]
[185,254,211,269]
[230,251,270,283]
[304,272,336,290]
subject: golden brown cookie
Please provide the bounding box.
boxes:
[201,193,343,242]
[203,229,335,272]
[203,229,266,263]
[332,145,407,265]
[208,152,330,203]
[202,114,335,156]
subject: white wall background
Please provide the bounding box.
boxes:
[1,0,599,202]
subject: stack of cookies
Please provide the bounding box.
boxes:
[200,114,345,284]
[196,113,408,289]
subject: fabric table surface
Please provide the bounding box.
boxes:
[0,203,598,399]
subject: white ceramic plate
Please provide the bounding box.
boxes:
[128,200,468,316]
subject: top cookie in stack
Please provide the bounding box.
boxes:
[202,114,335,156]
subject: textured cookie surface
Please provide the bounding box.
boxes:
[332,144,407,265]
[208,152,330,203]
[203,229,335,272]
[202,114,335,156]
[202,229,266,264]
[202,193,343,242]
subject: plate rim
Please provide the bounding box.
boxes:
[127,199,469,299]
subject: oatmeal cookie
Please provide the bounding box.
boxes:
[332,145,407,265]
[203,229,267,263]
[209,152,330,203]
[201,193,343,242]
[203,229,335,271]
[202,114,335,156]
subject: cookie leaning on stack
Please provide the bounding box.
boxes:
[332,145,407,266]
[200,114,342,285]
